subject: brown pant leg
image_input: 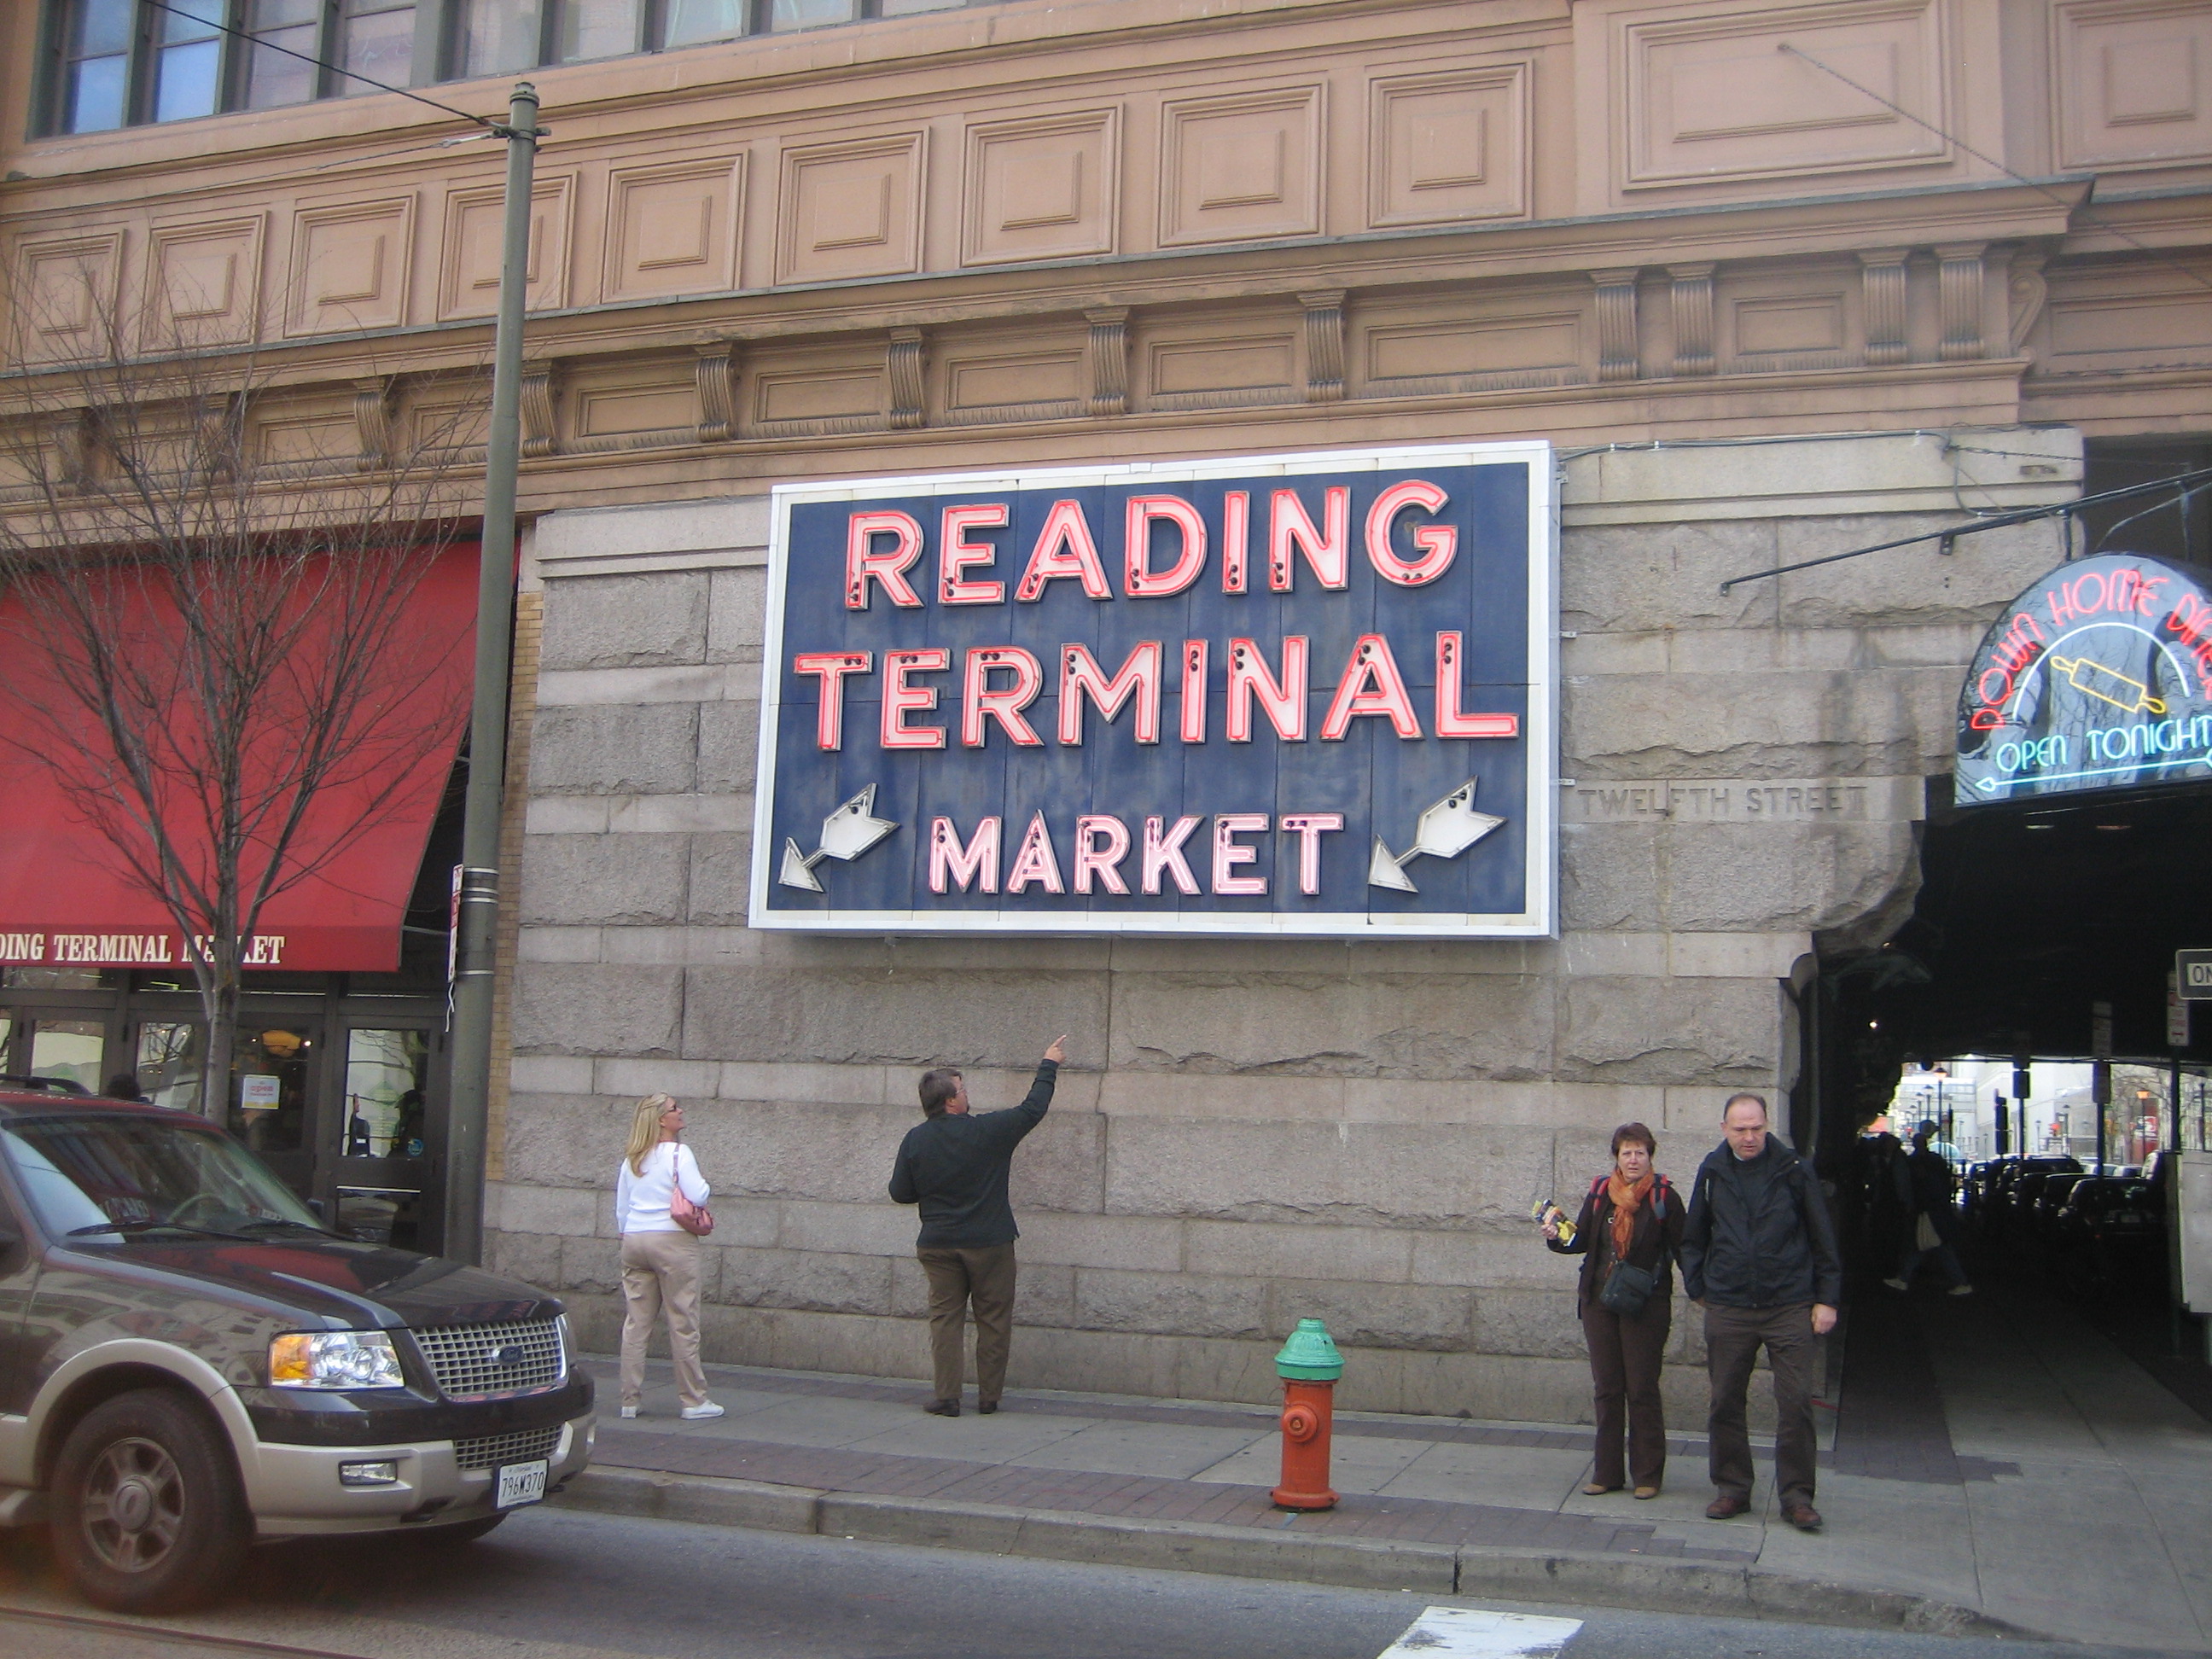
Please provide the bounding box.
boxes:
[1580,1299,1629,1488]
[1762,1302,1820,1506]
[963,1244,1018,1406]
[1620,1298,1672,1489]
[1703,1302,1761,1499]
[917,1249,972,1402]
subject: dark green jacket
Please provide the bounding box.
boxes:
[888,1060,1056,1249]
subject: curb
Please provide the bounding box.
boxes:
[550,1465,2030,1639]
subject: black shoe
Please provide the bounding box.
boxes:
[923,1399,959,1417]
[1783,1502,1824,1532]
[977,1400,998,1415]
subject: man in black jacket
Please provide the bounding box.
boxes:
[1679,1091,1842,1532]
[889,1035,1066,1417]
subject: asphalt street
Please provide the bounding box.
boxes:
[0,1508,2179,1659]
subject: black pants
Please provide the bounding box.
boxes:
[1581,1295,1671,1488]
[1703,1301,1819,1505]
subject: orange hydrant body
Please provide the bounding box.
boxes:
[1272,1377,1338,1510]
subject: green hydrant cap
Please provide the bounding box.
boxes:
[1274,1317,1344,1381]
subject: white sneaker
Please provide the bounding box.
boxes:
[1882,1277,1910,1292]
[1948,1284,1976,1297]
[619,1406,638,1418]
[680,1401,725,1421]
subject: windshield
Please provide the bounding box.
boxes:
[1,1112,322,1241]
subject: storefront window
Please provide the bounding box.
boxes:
[344,1028,429,1158]
[231,1027,311,1155]
[137,1022,206,1112]
[29,1021,105,1092]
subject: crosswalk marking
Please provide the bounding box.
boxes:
[1374,1605,1583,1658]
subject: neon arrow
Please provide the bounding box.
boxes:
[779,784,899,893]
[1369,780,1505,894]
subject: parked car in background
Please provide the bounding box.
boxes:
[2052,1175,2165,1291]
[0,1089,593,1613]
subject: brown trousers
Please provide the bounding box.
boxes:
[1703,1301,1819,1506]
[917,1243,1016,1405]
[620,1230,707,1410]
[1580,1295,1671,1488]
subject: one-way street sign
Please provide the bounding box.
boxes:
[2180,950,2212,1001]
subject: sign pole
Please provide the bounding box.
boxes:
[445,83,539,1266]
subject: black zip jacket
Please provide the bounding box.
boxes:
[888,1060,1057,1249]
[1678,1137,1842,1309]
[1546,1173,1685,1311]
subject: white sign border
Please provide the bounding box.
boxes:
[748,441,1558,939]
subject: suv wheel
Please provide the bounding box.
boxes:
[50,1388,248,1613]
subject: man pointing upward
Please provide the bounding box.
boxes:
[891,1034,1068,1417]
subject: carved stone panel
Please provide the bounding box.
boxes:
[751,346,888,435]
[567,368,701,453]
[1369,64,1529,228]
[942,345,1084,425]
[286,195,416,337]
[1620,0,1950,190]
[1145,330,1300,409]
[1359,305,1584,397]
[2054,0,2212,170]
[9,230,124,363]
[1160,87,1324,247]
[1727,289,1851,371]
[778,133,925,285]
[963,109,1119,266]
[146,215,265,347]
[441,175,573,320]
[605,158,742,303]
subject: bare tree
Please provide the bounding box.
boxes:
[0,271,486,1126]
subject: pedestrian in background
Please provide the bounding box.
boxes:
[890,1035,1066,1417]
[1544,1121,1684,1499]
[1679,1091,1842,1532]
[614,1093,722,1421]
[1885,1120,1974,1296]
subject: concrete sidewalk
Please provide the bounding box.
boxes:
[555,1278,2211,1650]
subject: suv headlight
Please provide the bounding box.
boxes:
[270,1330,405,1389]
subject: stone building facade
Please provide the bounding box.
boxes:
[5,0,2208,1417]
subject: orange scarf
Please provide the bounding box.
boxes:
[1607,1171,1654,1259]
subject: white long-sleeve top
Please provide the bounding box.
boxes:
[614,1141,710,1234]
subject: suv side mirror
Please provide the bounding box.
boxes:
[306,1198,327,1221]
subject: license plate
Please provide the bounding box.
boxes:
[495,1459,548,1509]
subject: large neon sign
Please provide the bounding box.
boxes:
[750,444,1557,935]
[1956,552,2212,805]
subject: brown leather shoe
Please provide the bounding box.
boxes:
[1581,1481,1621,1496]
[923,1399,960,1417]
[1633,1485,1661,1499]
[1783,1502,1824,1531]
[977,1400,999,1415]
[1705,1492,1751,1519]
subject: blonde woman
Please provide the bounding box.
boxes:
[614,1094,721,1420]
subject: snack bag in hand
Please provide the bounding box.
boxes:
[1530,1198,1576,1246]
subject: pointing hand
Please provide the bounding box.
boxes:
[1044,1034,1068,1063]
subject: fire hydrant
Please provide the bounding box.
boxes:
[1271,1317,1344,1511]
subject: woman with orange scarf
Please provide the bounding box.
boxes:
[1542,1122,1684,1498]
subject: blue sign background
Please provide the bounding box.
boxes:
[752,445,1555,935]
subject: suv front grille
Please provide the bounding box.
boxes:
[410,1318,566,1400]
[454,1424,562,1471]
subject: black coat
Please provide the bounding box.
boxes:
[1546,1173,1685,1311]
[888,1061,1056,1248]
[1679,1137,1843,1309]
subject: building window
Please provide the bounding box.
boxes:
[38,0,986,134]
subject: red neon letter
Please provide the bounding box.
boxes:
[1125,495,1208,597]
[1225,637,1308,742]
[1322,635,1422,741]
[961,646,1045,748]
[1433,632,1520,739]
[1278,813,1343,896]
[1074,815,1131,894]
[1004,812,1066,894]
[846,510,925,609]
[791,651,870,750]
[1365,480,1457,586]
[1221,491,1250,594]
[940,503,1008,605]
[929,817,1000,894]
[1212,813,1270,895]
[1142,815,1202,895]
[1016,499,1113,602]
[1267,486,1350,591]
[1180,639,1208,743]
[1059,641,1162,745]
[882,648,950,749]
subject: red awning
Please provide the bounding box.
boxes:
[0,544,479,974]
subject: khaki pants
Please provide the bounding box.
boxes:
[1704,1301,1819,1506]
[620,1230,707,1410]
[917,1243,1016,1406]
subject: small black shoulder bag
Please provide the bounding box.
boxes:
[1597,1189,1671,1318]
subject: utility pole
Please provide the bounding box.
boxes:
[445,83,540,1264]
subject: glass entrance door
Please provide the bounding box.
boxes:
[227,1023,323,1195]
[331,1027,434,1249]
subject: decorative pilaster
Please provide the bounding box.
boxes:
[1668,263,1715,376]
[1858,249,1911,367]
[1085,306,1129,417]
[888,326,925,430]
[2006,249,2050,357]
[352,375,394,471]
[1299,288,1347,403]
[693,340,736,443]
[1936,242,1988,362]
[520,359,557,459]
[1591,269,1640,383]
